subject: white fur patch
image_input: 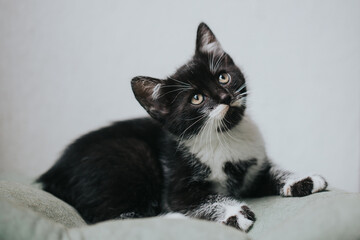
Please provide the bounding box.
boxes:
[201,41,222,53]
[182,113,267,193]
[311,175,327,193]
[209,104,229,120]
[151,83,161,100]
[221,204,254,231]
[282,177,299,196]
[200,32,223,54]
[190,197,254,231]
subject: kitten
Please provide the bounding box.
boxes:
[37,23,327,231]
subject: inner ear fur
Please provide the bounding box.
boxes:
[131,76,168,121]
[196,22,224,54]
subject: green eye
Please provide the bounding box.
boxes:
[219,73,230,84]
[191,94,204,105]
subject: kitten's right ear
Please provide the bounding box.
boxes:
[196,22,224,54]
[131,76,168,121]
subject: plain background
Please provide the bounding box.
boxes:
[0,0,359,192]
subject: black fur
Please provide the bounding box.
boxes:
[224,216,240,229]
[38,118,165,223]
[37,23,327,229]
[290,177,314,197]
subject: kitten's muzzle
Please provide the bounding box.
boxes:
[209,104,230,120]
[230,98,245,108]
[218,92,232,105]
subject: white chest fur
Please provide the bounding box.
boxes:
[182,114,267,191]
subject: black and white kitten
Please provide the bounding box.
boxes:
[37,23,327,231]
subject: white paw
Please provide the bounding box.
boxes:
[220,203,255,232]
[311,175,328,193]
[282,175,327,197]
[162,212,188,219]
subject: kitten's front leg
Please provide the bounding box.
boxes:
[184,195,255,232]
[270,166,328,197]
[168,183,255,231]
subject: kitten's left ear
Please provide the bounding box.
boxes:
[196,22,224,54]
[131,76,168,122]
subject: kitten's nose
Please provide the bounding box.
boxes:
[218,92,232,105]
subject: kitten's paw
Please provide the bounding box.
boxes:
[221,205,255,232]
[282,175,328,197]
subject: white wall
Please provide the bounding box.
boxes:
[0,0,359,192]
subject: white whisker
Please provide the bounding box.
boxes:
[178,114,207,147]
[157,88,185,99]
[235,83,247,93]
[185,64,195,74]
[168,77,191,87]
[160,85,192,89]
[222,118,242,143]
[239,91,249,96]
[213,52,226,73]
[215,119,231,155]
[171,89,190,103]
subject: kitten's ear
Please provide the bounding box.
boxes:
[131,76,168,121]
[196,22,224,54]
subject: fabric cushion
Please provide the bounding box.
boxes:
[0,188,249,240]
[0,180,85,228]
[1,180,360,240]
[246,189,360,240]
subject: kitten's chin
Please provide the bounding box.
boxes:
[219,106,245,132]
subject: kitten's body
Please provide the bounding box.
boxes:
[38,23,327,231]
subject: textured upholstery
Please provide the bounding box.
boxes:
[0,180,359,240]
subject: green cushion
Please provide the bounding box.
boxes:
[0,181,85,228]
[68,218,250,240]
[0,180,359,240]
[246,189,360,240]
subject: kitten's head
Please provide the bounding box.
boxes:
[132,23,247,139]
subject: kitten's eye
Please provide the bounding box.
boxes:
[218,73,230,84]
[191,94,204,105]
